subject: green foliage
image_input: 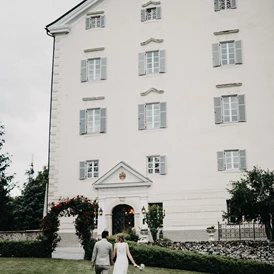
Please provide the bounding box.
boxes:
[83,238,98,260]
[224,166,274,241]
[0,123,15,231]
[122,227,139,242]
[0,240,49,258]
[13,165,47,230]
[145,204,165,241]
[39,196,98,256]
[127,242,274,274]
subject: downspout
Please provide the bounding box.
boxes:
[43,28,55,216]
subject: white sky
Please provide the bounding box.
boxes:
[0,0,80,195]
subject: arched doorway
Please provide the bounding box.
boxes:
[112,204,134,235]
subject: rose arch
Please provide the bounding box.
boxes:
[40,195,98,257]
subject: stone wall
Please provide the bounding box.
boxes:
[0,230,42,241]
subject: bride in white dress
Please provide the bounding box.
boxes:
[112,233,138,274]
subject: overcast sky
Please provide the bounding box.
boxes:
[0,0,80,195]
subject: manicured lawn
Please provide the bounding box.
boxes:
[0,258,206,274]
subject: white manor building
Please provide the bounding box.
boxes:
[45,0,274,242]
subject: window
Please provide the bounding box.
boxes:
[147,155,166,175]
[79,108,106,135]
[85,15,105,29]
[138,50,166,76]
[217,150,246,171]
[141,7,161,22]
[81,58,107,82]
[88,58,101,81]
[138,102,166,130]
[79,160,99,179]
[212,40,242,67]
[214,0,237,11]
[214,95,246,124]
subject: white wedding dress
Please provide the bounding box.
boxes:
[113,242,129,274]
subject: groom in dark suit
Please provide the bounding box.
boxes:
[91,230,114,274]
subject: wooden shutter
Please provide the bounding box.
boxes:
[231,0,237,9]
[214,97,223,124]
[141,9,146,22]
[138,53,146,76]
[160,156,166,175]
[138,104,145,130]
[214,0,220,11]
[79,162,86,180]
[101,57,107,80]
[156,7,162,19]
[80,110,87,135]
[100,15,105,27]
[235,40,243,64]
[159,50,166,73]
[217,151,225,171]
[238,94,246,122]
[212,43,221,67]
[239,150,246,170]
[100,108,107,133]
[81,60,88,82]
[160,102,167,128]
[85,18,90,30]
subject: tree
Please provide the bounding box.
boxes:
[13,164,48,230]
[224,166,274,241]
[0,124,14,231]
[145,204,165,242]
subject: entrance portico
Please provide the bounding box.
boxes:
[93,161,152,235]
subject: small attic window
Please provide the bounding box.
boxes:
[85,14,105,29]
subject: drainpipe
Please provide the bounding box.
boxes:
[43,28,55,216]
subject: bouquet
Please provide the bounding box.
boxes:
[137,264,145,271]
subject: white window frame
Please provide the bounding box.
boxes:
[220,41,235,66]
[87,15,101,29]
[145,103,160,129]
[219,0,232,10]
[222,96,238,123]
[86,160,99,178]
[145,7,157,21]
[147,156,160,175]
[86,108,101,134]
[224,150,239,170]
[146,51,159,74]
[87,58,101,81]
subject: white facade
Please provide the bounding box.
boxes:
[46,0,274,241]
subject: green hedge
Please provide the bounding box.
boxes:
[0,240,50,258]
[85,240,274,274]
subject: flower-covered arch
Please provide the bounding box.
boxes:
[40,195,98,256]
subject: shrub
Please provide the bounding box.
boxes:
[84,238,97,260]
[0,240,50,258]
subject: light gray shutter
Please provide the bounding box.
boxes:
[214,0,220,11]
[80,110,87,135]
[238,95,246,122]
[235,40,242,64]
[231,0,237,9]
[212,43,221,67]
[141,9,146,22]
[239,150,246,170]
[101,57,107,80]
[217,151,225,171]
[160,156,166,175]
[85,18,90,30]
[138,53,146,76]
[100,108,107,133]
[138,104,145,130]
[79,162,86,180]
[159,50,166,73]
[100,15,105,28]
[81,60,88,82]
[160,102,167,128]
[214,97,223,124]
[156,7,162,19]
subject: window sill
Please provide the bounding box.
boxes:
[81,178,98,182]
[84,80,105,84]
[84,133,104,138]
[215,64,241,69]
[142,19,161,24]
[140,128,166,133]
[140,73,164,78]
[219,122,244,127]
[147,174,165,178]
[220,169,243,174]
[86,28,104,32]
